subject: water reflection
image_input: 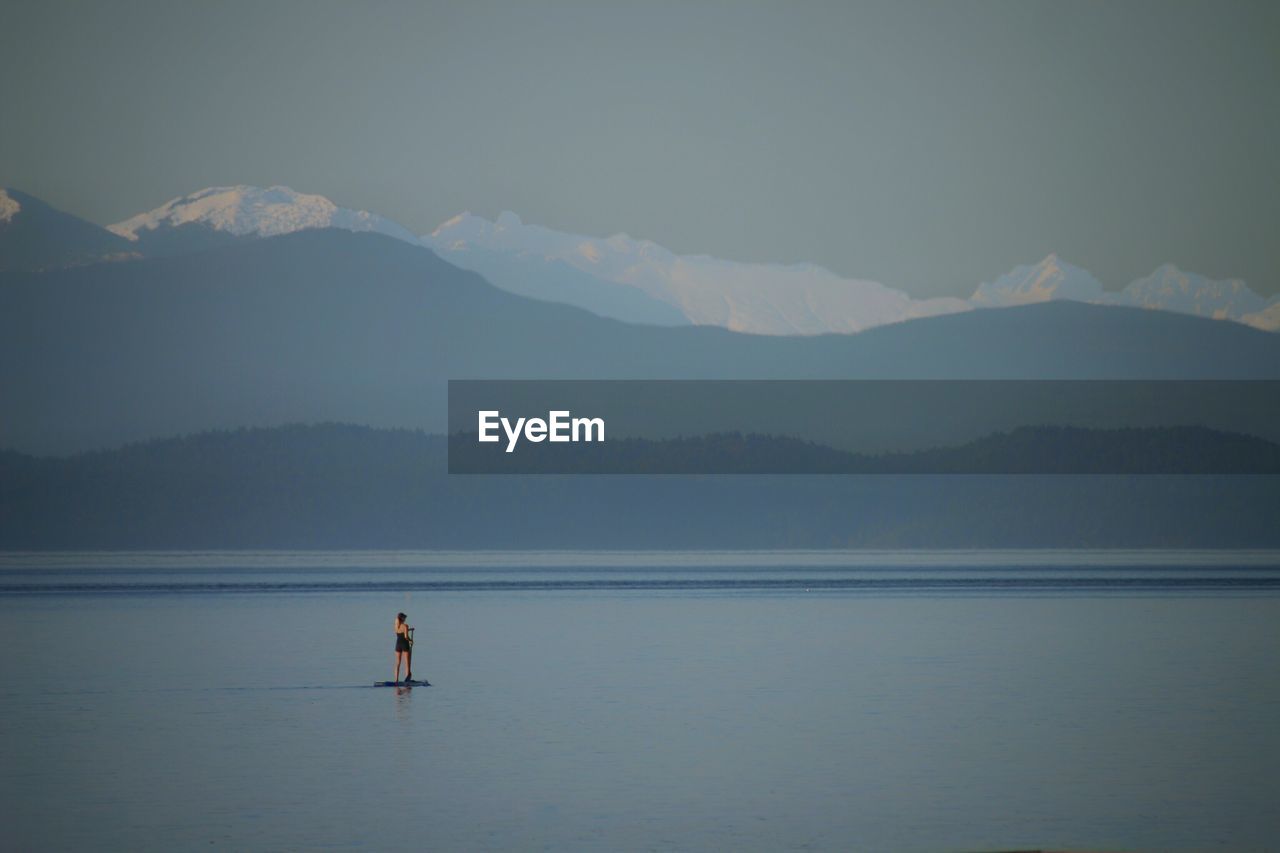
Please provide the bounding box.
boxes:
[393,684,413,721]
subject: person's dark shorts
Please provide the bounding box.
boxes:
[395,636,411,653]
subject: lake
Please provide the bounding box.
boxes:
[2,550,1278,851]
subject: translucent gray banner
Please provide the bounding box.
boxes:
[448,380,1280,474]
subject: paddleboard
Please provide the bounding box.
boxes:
[373,680,431,687]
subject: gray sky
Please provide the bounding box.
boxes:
[2,0,1276,296]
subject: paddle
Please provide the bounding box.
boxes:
[405,626,414,682]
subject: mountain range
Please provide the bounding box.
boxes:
[5,184,1275,333]
[425,214,1279,333]
[3,198,1280,454]
[3,185,1279,549]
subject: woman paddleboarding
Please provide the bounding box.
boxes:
[394,612,414,684]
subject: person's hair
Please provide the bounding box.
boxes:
[397,612,406,623]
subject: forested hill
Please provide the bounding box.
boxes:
[451,425,1280,474]
[2,424,1277,549]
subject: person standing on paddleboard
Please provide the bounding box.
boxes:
[394,612,414,684]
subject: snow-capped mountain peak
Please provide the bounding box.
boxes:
[0,188,21,224]
[970,254,1278,330]
[970,254,1105,307]
[1119,264,1267,318]
[108,185,418,244]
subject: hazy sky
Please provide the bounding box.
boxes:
[2,0,1277,296]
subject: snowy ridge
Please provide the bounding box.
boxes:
[426,213,1277,334]
[973,255,1280,331]
[95,187,1277,334]
[1242,303,1280,332]
[423,212,969,335]
[108,185,418,244]
[1114,264,1269,320]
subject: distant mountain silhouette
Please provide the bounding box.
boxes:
[0,188,138,272]
[3,424,1277,549]
[430,245,691,327]
[890,424,1280,474]
[451,426,1280,474]
[3,229,1279,454]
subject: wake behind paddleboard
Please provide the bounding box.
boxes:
[373,680,431,687]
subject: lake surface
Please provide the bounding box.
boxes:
[2,550,1278,851]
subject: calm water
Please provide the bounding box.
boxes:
[2,551,1278,851]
